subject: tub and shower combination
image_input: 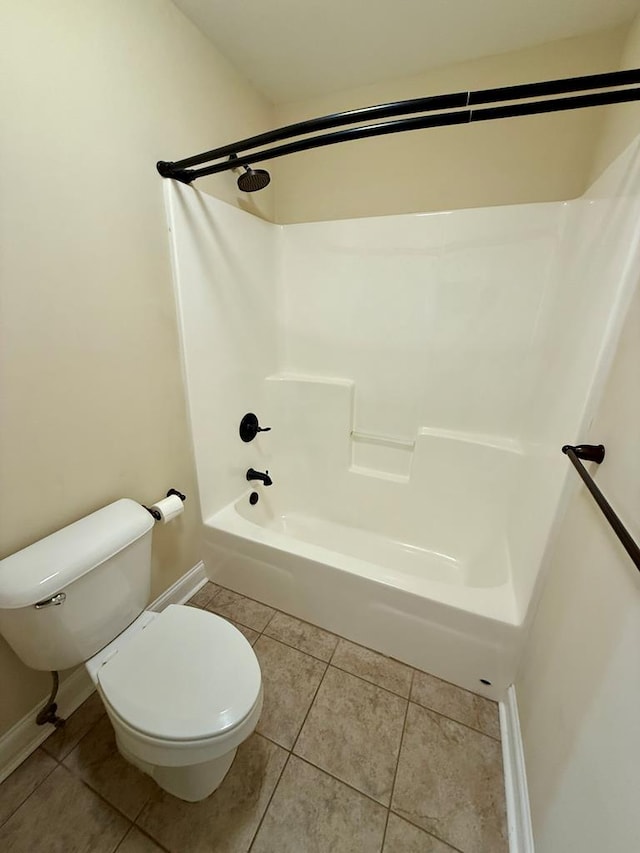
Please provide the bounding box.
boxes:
[204,425,520,699]
[203,374,523,699]
[165,138,640,701]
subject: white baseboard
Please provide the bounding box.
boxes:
[0,561,207,784]
[0,666,94,784]
[149,560,207,611]
[500,685,535,853]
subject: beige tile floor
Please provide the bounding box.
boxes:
[0,582,507,853]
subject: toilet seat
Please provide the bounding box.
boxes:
[96,604,262,743]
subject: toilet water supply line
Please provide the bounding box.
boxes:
[36,671,65,729]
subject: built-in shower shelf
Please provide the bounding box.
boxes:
[350,429,414,479]
[350,429,416,449]
[349,464,411,483]
[348,424,523,481]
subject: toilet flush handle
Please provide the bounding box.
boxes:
[34,592,66,609]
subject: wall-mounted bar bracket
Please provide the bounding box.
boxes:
[156,161,195,184]
[562,443,605,463]
[562,443,640,573]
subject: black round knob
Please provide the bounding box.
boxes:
[239,413,271,442]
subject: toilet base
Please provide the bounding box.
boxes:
[116,736,237,802]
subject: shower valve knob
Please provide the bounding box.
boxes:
[239,413,271,442]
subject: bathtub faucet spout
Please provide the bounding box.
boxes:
[246,468,273,486]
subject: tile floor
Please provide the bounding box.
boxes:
[0,582,507,853]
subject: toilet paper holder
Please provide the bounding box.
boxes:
[144,489,186,521]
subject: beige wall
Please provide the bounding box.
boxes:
[590,13,640,181]
[517,257,640,852]
[517,14,640,851]
[0,0,273,734]
[272,28,626,223]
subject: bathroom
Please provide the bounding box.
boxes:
[1,1,639,851]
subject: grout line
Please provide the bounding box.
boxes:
[253,730,291,753]
[266,609,340,640]
[0,754,58,831]
[290,660,330,755]
[130,824,174,853]
[414,666,499,707]
[205,606,269,636]
[186,581,220,610]
[382,669,414,849]
[56,719,109,768]
[201,583,276,635]
[261,628,338,663]
[388,809,466,853]
[74,773,138,824]
[53,717,151,828]
[252,636,412,813]
[257,629,336,663]
[247,749,292,851]
[262,607,278,632]
[130,791,154,826]
[388,697,495,853]
[112,827,134,853]
[252,628,328,754]
[208,584,340,666]
[58,764,138,831]
[407,699,501,742]
[203,601,265,635]
[328,636,339,663]
[292,753,392,811]
[65,759,162,833]
[111,824,139,853]
[328,661,413,700]
[223,588,339,646]
[329,634,421,673]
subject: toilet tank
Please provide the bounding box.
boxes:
[0,499,154,671]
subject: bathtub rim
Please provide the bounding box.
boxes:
[206,495,522,626]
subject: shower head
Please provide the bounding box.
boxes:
[237,165,271,193]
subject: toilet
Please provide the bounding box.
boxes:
[0,499,263,802]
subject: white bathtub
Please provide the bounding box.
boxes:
[204,486,523,701]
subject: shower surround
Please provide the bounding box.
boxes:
[165,139,640,699]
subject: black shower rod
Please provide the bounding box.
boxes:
[562,444,640,574]
[157,68,640,184]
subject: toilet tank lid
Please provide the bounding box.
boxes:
[0,499,154,609]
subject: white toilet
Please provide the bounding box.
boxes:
[0,499,263,802]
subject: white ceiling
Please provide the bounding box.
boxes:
[172,0,637,104]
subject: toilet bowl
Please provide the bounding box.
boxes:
[85,604,263,802]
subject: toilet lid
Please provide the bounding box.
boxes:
[97,604,262,742]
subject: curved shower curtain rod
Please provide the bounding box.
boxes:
[157,68,640,186]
